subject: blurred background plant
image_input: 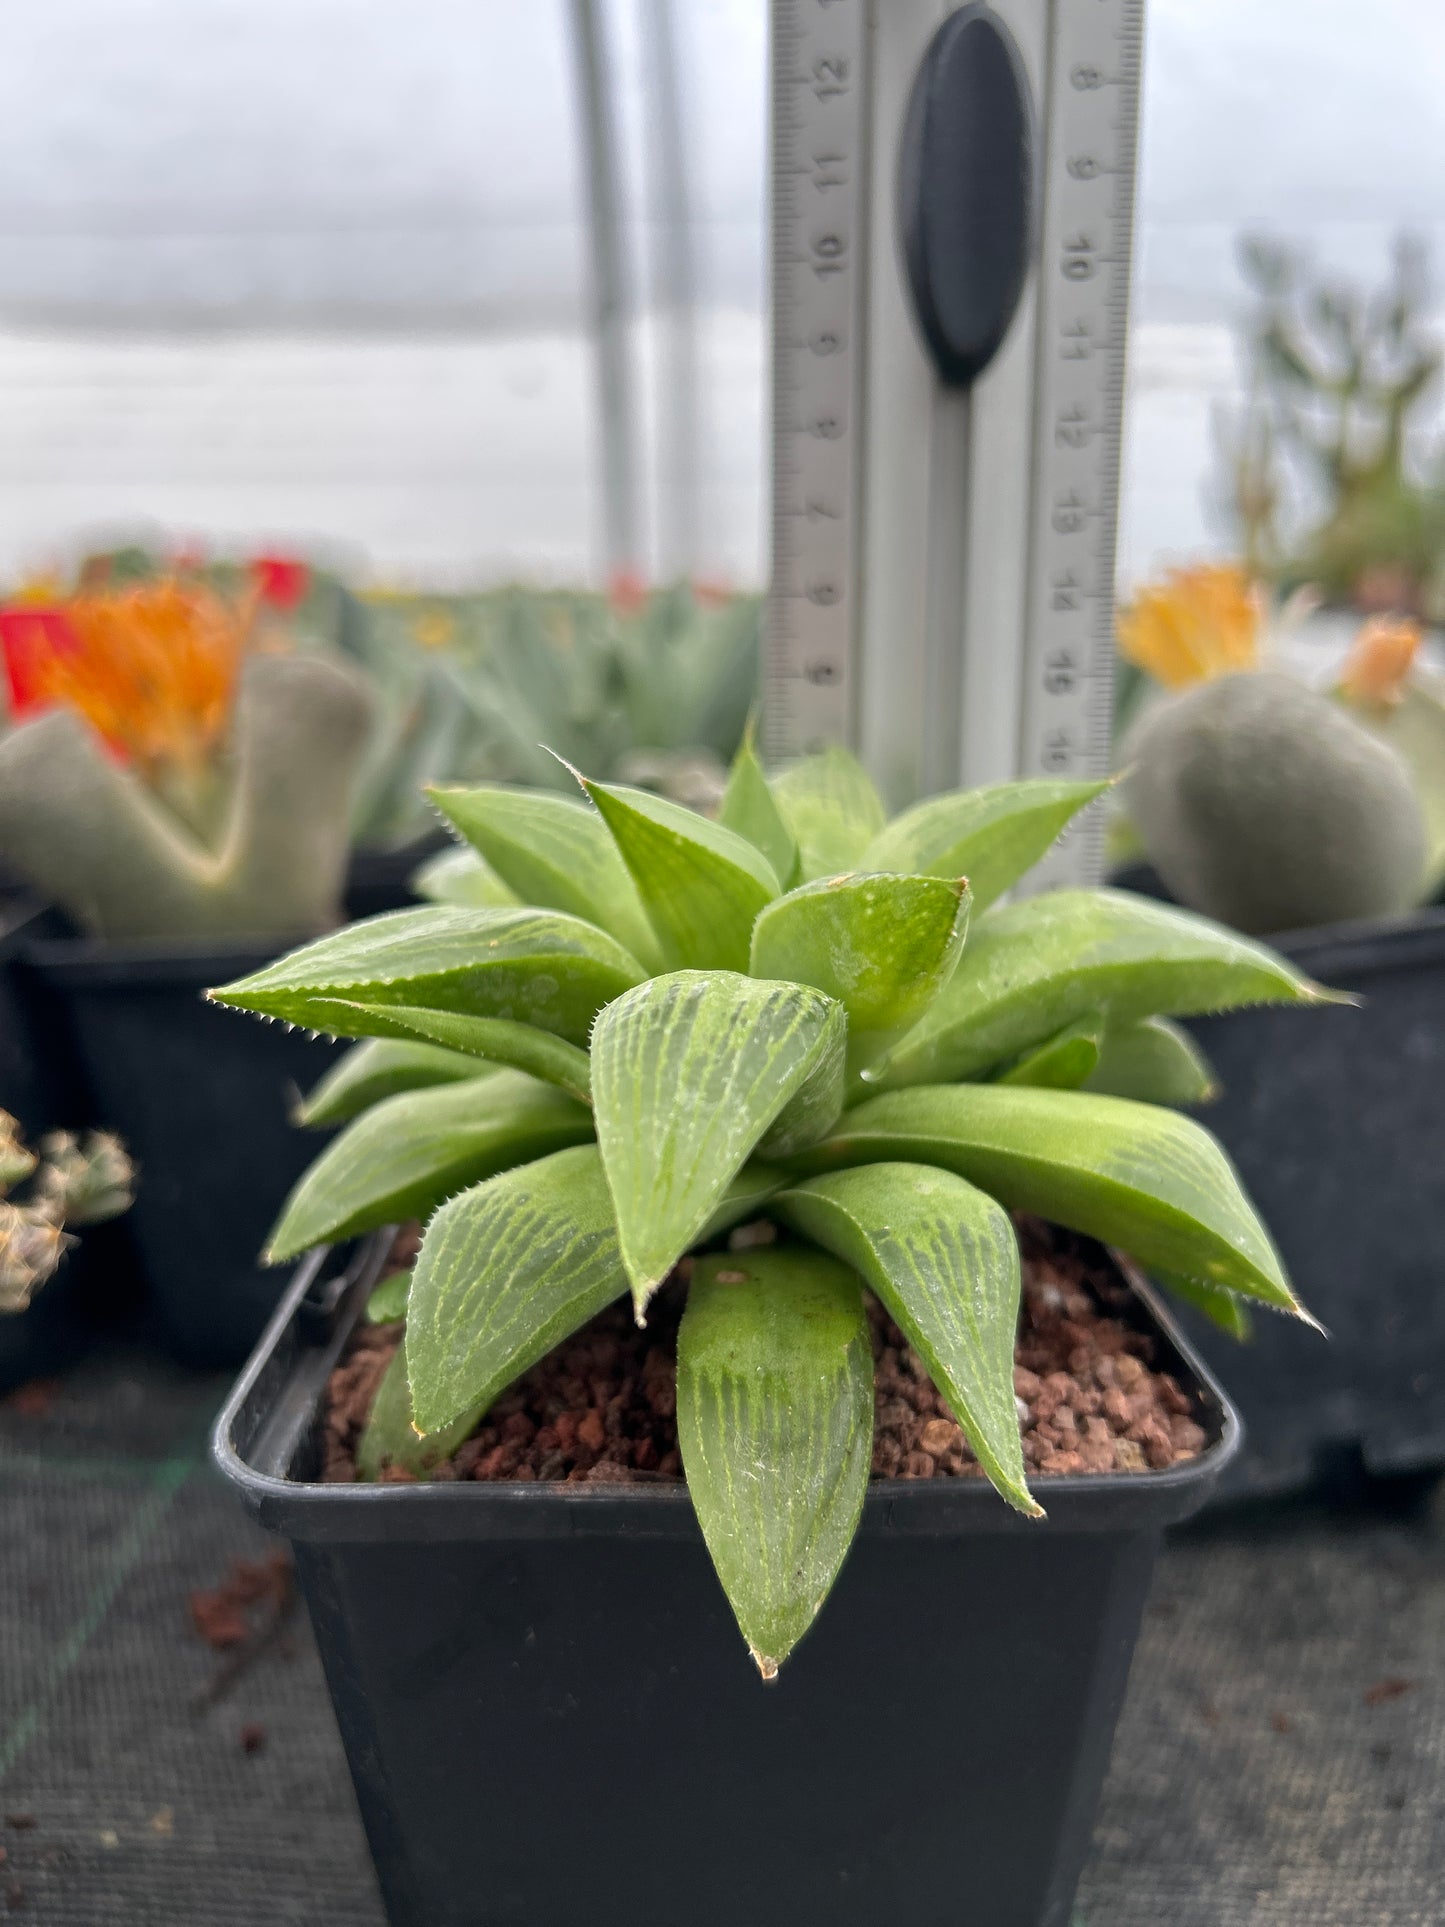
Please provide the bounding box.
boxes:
[1114,562,1445,928]
[0,1110,134,1315]
[1216,234,1445,617]
[0,558,373,940]
[0,542,761,871]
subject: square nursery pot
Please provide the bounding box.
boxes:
[215,1236,1240,1927]
[20,932,340,1369]
[1171,904,1445,1500]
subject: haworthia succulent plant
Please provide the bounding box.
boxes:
[214,743,1331,1676]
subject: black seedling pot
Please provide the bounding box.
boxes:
[21,934,339,1368]
[1173,906,1445,1498]
[215,1239,1239,1927]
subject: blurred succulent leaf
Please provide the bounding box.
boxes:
[868,889,1336,1089]
[677,1246,873,1678]
[429,784,661,967]
[769,748,886,883]
[859,778,1111,912]
[32,1130,135,1226]
[994,1014,1104,1090]
[719,732,799,888]
[365,1269,412,1325]
[1084,1016,1218,1108]
[1154,1269,1253,1341]
[777,1163,1036,1514]
[590,972,845,1316]
[356,1341,482,1481]
[294,1037,494,1129]
[265,1072,593,1264]
[410,845,520,911]
[0,1115,37,1192]
[209,905,645,1046]
[582,780,779,972]
[790,1082,1305,1314]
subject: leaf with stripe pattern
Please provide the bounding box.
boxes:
[677,1246,874,1677]
[787,1082,1308,1315]
[591,971,845,1318]
[777,1162,1037,1514]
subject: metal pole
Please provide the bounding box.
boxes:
[640,0,701,582]
[568,0,643,579]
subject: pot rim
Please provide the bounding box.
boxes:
[21,931,315,987]
[214,1228,1244,1545]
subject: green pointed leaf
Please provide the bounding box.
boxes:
[1154,1269,1253,1341]
[1085,1016,1218,1107]
[365,1269,412,1324]
[859,777,1111,911]
[407,1145,628,1434]
[302,1001,592,1103]
[429,784,661,966]
[209,905,645,1045]
[677,1246,873,1677]
[777,1164,1038,1514]
[408,1146,790,1435]
[790,1082,1308,1315]
[357,1343,480,1481]
[590,972,845,1315]
[719,734,799,887]
[410,845,520,910]
[582,779,779,972]
[749,873,970,1068]
[265,1071,593,1263]
[868,888,1335,1090]
[294,1037,493,1128]
[996,1015,1104,1090]
[769,748,886,883]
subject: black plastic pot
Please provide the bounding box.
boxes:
[215,1239,1239,1927]
[0,899,140,1390]
[344,832,448,921]
[21,934,339,1368]
[1173,906,1445,1498]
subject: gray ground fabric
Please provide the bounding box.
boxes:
[2,1347,1443,1926]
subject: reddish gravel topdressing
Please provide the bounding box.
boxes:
[321,1215,1210,1487]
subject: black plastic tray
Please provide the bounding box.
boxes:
[215,1239,1239,1927]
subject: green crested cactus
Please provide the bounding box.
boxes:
[0,1113,134,1314]
[213,746,1328,1676]
[1124,671,1428,934]
[0,654,372,941]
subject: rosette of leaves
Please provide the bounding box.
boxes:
[211,747,1330,1676]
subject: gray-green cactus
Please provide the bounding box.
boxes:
[1125,671,1428,933]
[0,653,372,941]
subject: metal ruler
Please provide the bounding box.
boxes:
[764,0,1145,888]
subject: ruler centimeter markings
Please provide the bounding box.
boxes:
[766,0,1145,891]
[764,0,868,763]
[1021,0,1144,889]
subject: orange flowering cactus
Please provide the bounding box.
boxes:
[0,576,255,780]
[1115,564,1262,689]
